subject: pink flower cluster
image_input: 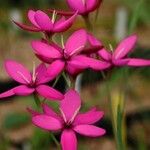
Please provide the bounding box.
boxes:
[0,0,150,150]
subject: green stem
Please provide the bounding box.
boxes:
[33,94,41,108]
[83,14,93,31]
[62,72,71,89]
[52,75,61,87]
[101,71,126,150]
[50,133,61,149]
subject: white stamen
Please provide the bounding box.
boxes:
[52,10,57,24]
[59,108,67,123]
[17,71,30,84]
[69,106,80,124]
[32,61,36,82]
[70,45,84,56]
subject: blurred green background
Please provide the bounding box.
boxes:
[0,0,150,149]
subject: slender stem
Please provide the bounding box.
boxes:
[62,72,71,89]
[101,70,126,150]
[52,75,61,87]
[50,133,61,149]
[83,14,93,31]
[33,93,41,109]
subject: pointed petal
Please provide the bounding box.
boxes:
[42,104,62,121]
[46,60,65,80]
[87,32,102,47]
[61,129,77,150]
[112,59,129,66]
[5,60,32,84]
[82,33,103,54]
[0,88,15,98]
[65,29,87,56]
[32,114,62,131]
[47,9,74,16]
[31,40,62,59]
[66,0,85,14]
[127,58,150,67]
[28,10,40,27]
[14,85,35,96]
[36,85,64,101]
[98,48,112,61]
[86,0,102,12]
[113,35,137,59]
[54,16,66,27]
[72,55,111,71]
[13,21,41,32]
[73,109,104,125]
[66,62,86,76]
[27,107,41,116]
[73,125,106,137]
[35,63,47,84]
[60,89,81,123]
[34,10,53,31]
[54,11,77,33]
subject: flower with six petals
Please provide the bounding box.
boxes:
[0,60,64,101]
[29,89,106,150]
[14,10,77,36]
[98,35,150,67]
[31,29,110,76]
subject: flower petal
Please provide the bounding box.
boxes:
[5,60,32,84]
[34,10,53,31]
[73,125,106,137]
[72,55,111,71]
[13,21,41,32]
[86,0,102,12]
[35,63,49,85]
[61,129,77,150]
[47,9,74,16]
[66,0,85,14]
[46,60,65,80]
[112,59,129,66]
[14,85,35,96]
[36,85,64,101]
[32,114,62,131]
[113,35,137,59]
[0,88,15,98]
[127,58,150,67]
[28,10,40,28]
[73,109,104,125]
[98,48,112,61]
[31,40,62,59]
[54,11,77,33]
[60,89,81,123]
[65,29,87,56]
[27,107,41,116]
[42,104,62,121]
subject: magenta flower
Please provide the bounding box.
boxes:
[31,29,110,76]
[0,60,64,101]
[98,35,150,67]
[14,10,77,35]
[66,0,102,15]
[29,89,105,150]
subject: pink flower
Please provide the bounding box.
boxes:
[14,10,77,35]
[66,0,102,15]
[0,60,64,101]
[98,35,150,67]
[29,89,106,150]
[31,29,110,76]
